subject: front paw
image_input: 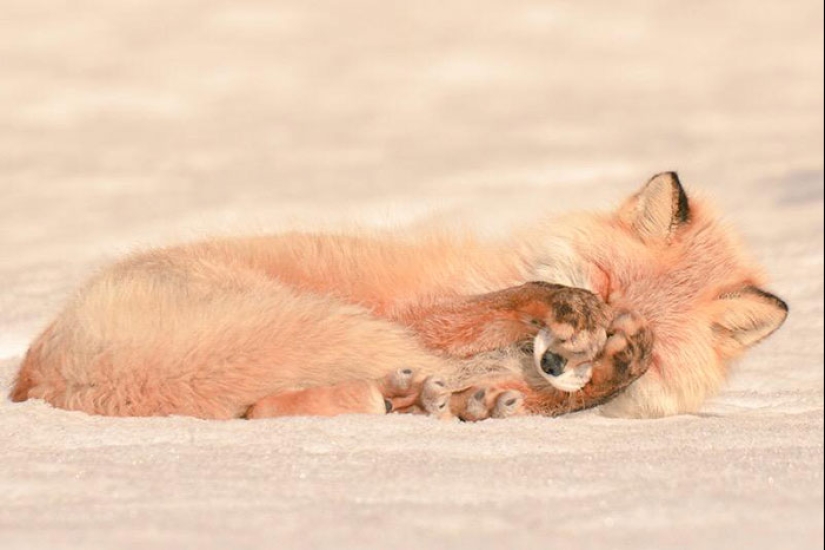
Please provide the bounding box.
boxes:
[523,309,654,417]
[526,283,612,389]
[590,309,654,388]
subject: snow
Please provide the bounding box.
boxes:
[1,1,823,549]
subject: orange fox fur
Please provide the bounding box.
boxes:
[11,173,788,419]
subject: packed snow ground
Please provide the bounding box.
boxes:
[1,1,823,549]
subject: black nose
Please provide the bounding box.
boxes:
[541,352,567,377]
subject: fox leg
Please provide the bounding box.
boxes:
[246,368,454,419]
[446,309,653,419]
[393,281,611,359]
[370,281,619,421]
[528,309,653,415]
[245,380,388,418]
[242,282,616,421]
[238,309,649,421]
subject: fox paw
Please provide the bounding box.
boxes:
[379,369,452,419]
[527,283,611,391]
[379,369,525,421]
[591,309,654,388]
[448,385,525,421]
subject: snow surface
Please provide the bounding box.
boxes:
[1,1,823,549]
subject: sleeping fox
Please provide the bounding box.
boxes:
[10,173,788,420]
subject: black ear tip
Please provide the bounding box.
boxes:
[633,171,692,240]
[745,286,790,314]
[656,170,680,183]
[650,171,690,224]
[674,176,690,224]
[650,171,680,183]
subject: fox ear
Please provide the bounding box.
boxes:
[711,286,789,355]
[621,172,690,243]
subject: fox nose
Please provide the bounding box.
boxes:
[540,352,567,377]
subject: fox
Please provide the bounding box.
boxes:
[10,172,788,420]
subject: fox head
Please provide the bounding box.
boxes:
[530,172,789,417]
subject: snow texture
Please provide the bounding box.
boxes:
[1,1,823,549]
